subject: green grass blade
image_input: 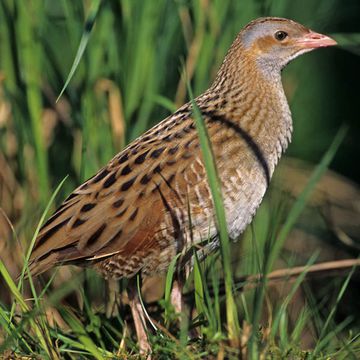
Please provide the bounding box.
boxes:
[248,125,347,358]
[164,253,181,323]
[0,305,33,354]
[267,125,348,273]
[17,1,49,202]
[61,308,106,359]
[270,252,318,339]
[0,261,55,358]
[18,176,69,288]
[193,250,206,321]
[187,82,240,341]
[57,0,102,101]
[311,264,357,358]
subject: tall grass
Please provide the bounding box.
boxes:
[0,0,359,358]
[188,83,240,343]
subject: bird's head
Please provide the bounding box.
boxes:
[239,17,337,73]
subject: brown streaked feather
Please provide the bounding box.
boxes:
[29,107,211,276]
[28,17,330,279]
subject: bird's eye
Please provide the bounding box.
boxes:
[274,31,288,41]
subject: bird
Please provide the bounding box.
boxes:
[27,17,336,354]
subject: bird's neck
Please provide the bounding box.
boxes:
[206,51,292,177]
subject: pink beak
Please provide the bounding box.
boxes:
[296,31,337,49]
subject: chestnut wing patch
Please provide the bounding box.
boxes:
[29,113,202,276]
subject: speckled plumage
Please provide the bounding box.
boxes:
[27,17,336,354]
[29,17,336,282]
[29,70,290,278]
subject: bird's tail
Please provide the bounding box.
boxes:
[20,253,58,281]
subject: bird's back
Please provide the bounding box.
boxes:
[29,102,211,278]
[29,81,288,279]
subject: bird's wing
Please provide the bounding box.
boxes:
[28,107,214,276]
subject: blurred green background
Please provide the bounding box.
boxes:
[0,0,359,357]
[0,0,359,214]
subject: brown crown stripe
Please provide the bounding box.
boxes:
[244,17,290,30]
[120,175,137,191]
[72,218,87,228]
[103,172,117,188]
[93,168,110,183]
[87,224,107,247]
[81,203,96,212]
[120,164,132,176]
[113,198,124,208]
